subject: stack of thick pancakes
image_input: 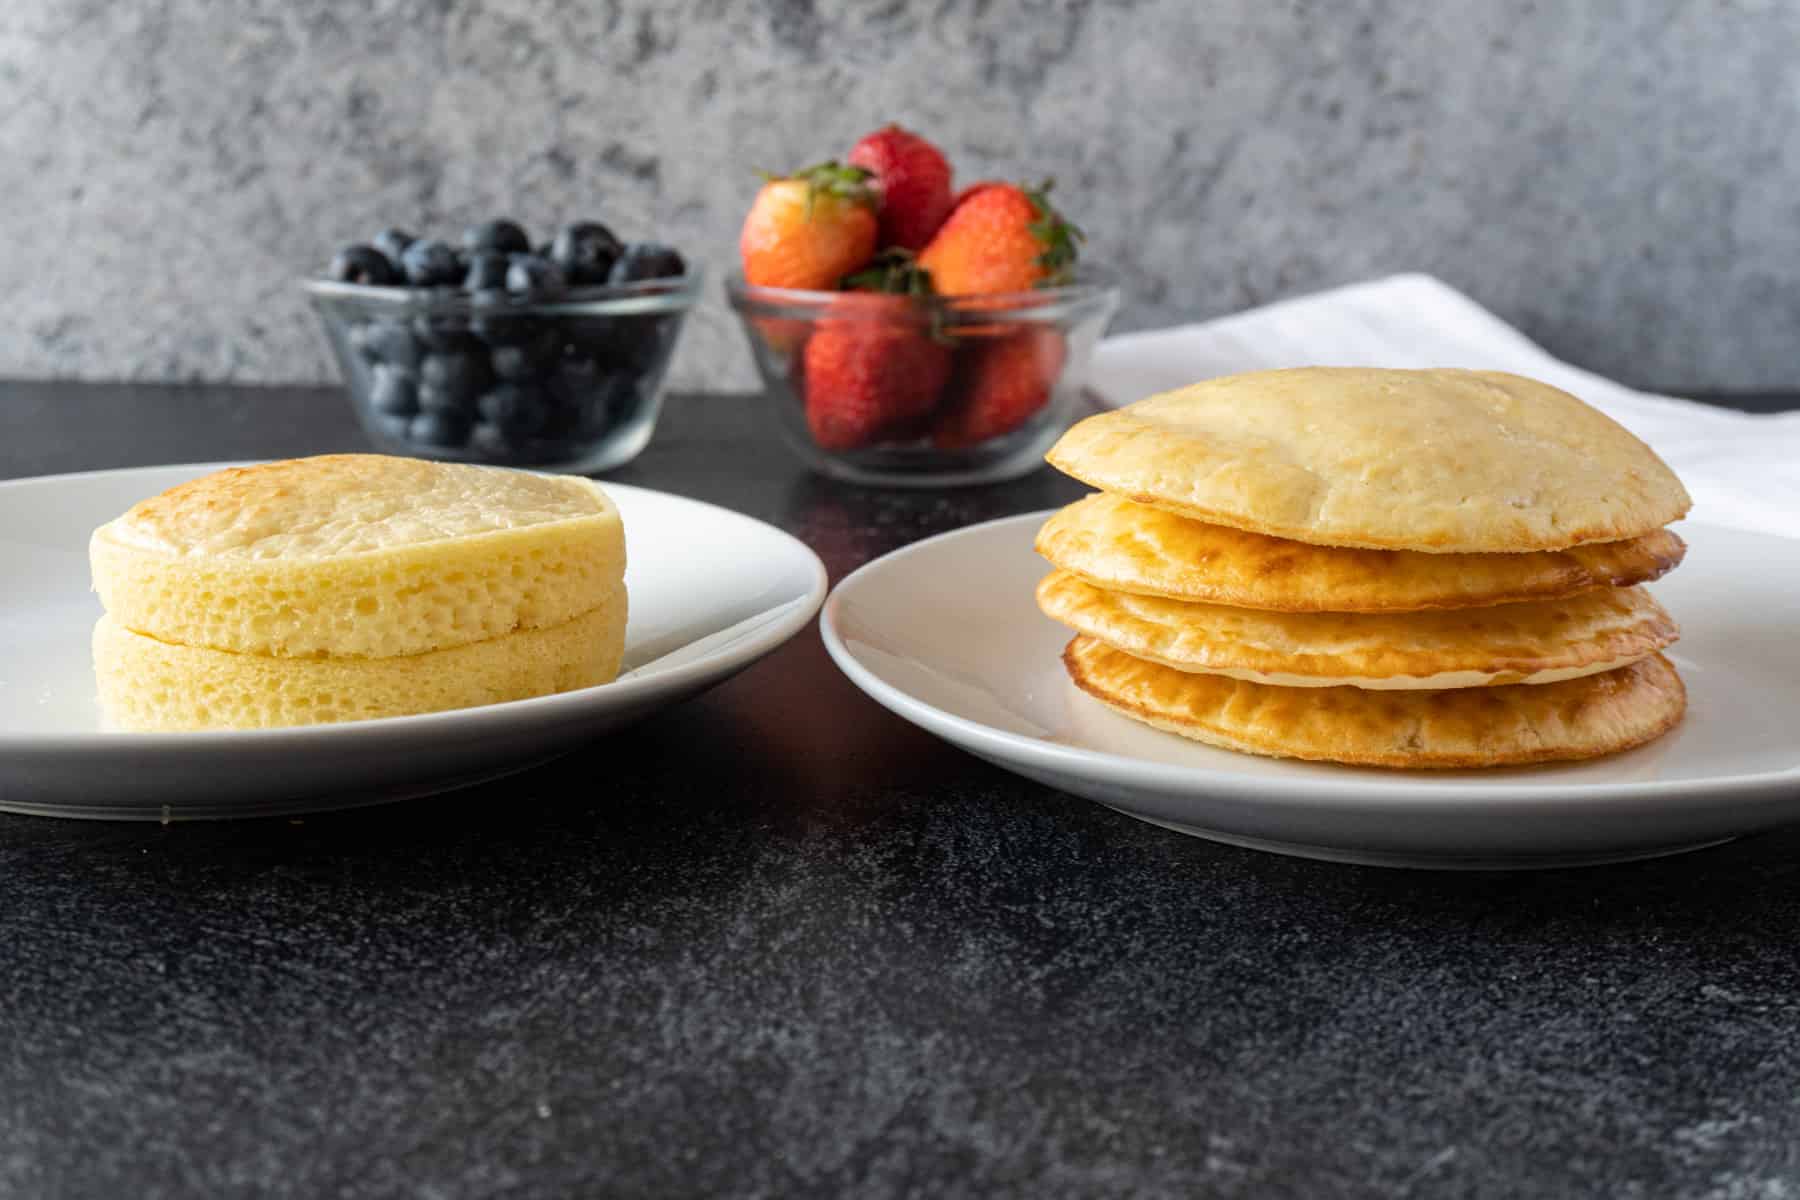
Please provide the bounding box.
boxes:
[1036,368,1691,768]
[91,455,628,730]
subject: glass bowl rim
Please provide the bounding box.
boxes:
[301,266,705,316]
[723,265,1119,319]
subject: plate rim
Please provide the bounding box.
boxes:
[820,509,1800,810]
[0,461,829,751]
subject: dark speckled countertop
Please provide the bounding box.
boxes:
[3,382,1799,1199]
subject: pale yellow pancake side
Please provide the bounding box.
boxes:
[1045,368,1691,552]
[91,455,625,659]
[93,591,626,731]
[1037,572,1677,689]
[1036,493,1687,612]
[1062,636,1686,768]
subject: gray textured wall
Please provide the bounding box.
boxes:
[2,0,1796,392]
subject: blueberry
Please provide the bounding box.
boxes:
[471,288,533,345]
[477,382,551,436]
[549,222,624,286]
[505,254,566,299]
[542,357,599,436]
[470,423,520,460]
[348,322,379,361]
[567,312,669,373]
[608,242,686,283]
[361,319,422,370]
[463,251,509,292]
[371,228,415,272]
[554,352,601,389]
[543,366,634,439]
[400,239,462,287]
[485,349,537,382]
[418,382,477,416]
[421,349,493,405]
[329,244,400,286]
[538,403,582,440]
[557,315,618,360]
[547,357,641,439]
[490,329,562,381]
[462,219,531,257]
[407,410,473,448]
[411,308,478,352]
[367,365,419,416]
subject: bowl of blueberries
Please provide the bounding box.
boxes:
[306,218,696,474]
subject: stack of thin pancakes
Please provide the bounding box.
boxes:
[1035,368,1693,768]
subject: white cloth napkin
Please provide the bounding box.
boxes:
[1087,274,1800,539]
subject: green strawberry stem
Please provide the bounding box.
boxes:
[841,248,935,298]
[758,161,877,219]
[841,249,951,343]
[1026,179,1084,286]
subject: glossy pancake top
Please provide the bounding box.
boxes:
[1046,368,1690,552]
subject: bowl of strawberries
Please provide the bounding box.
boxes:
[726,125,1119,487]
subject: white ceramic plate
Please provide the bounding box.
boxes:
[0,464,827,820]
[822,512,1800,870]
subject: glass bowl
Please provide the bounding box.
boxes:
[726,270,1120,487]
[305,269,701,474]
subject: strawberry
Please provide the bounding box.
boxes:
[916,180,1082,295]
[756,248,928,376]
[847,124,954,252]
[739,162,879,290]
[803,296,951,450]
[949,180,1004,209]
[932,326,1066,448]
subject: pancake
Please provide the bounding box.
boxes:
[93,596,626,731]
[1062,636,1686,768]
[1036,492,1687,613]
[1036,571,1677,689]
[1045,368,1690,552]
[90,455,625,659]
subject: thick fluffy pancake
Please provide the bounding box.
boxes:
[91,455,625,658]
[1045,368,1690,552]
[1036,492,1686,612]
[93,592,626,731]
[1062,636,1686,768]
[1038,571,1677,689]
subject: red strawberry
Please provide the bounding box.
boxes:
[917,180,1082,295]
[739,161,879,290]
[949,179,1004,209]
[932,327,1066,448]
[847,124,955,252]
[803,298,952,450]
